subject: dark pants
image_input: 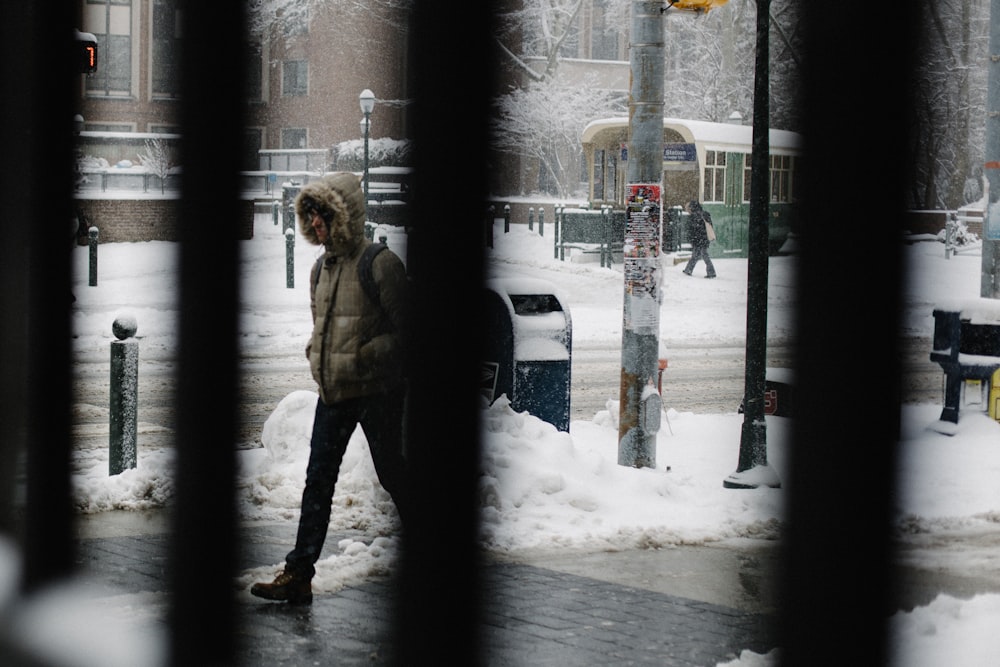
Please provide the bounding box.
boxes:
[684,245,716,277]
[285,392,408,578]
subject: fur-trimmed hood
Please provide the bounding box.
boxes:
[295,172,366,256]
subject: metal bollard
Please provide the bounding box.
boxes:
[504,204,510,234]
[555,206,562,260]
[109,315,138,475]
[528,207,535,232]
[538,207,545,237]
[272,200,279,226]
[486,205,494,248]
[945,212,956,259]
[601,207,610,268]
[285,227,295,288]
[88,226,99,286]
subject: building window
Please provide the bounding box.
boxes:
[607,152,617,204]
[246,40,264,102]
[282,128,307,149]
[282,60,308,96]
[84,0,133,96]
[770,154,793,203]
[151,0,181,97]
[244,128,264,171]
[593,149,605,201]
[590,0,621,61]
[702,150,726,203]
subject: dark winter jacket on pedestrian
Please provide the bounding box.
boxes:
[686,200,713,249]
[295,172,409,404]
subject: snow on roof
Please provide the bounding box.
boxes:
[581,116,802,153]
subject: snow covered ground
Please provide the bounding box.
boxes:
[2,212,998,666]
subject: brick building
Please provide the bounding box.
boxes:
[78,0,409,170]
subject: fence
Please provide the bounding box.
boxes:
[553,206,626,267]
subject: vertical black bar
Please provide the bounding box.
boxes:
[0,0,34,539]
[779,5,920,666]
[169,2,246,665]
[21,0,78,593]
[398,1,496,663]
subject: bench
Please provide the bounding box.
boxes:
[930,301,1000,426]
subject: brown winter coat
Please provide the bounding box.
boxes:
[296,173,409,403]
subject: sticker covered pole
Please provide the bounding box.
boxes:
[618,0,664,468]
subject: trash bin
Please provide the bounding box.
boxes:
[738,368,795,418]
[483,279,572,432]
[281,181,302,233]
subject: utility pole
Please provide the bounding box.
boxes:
[724,0,780,489]
[984,0,1000,298]
[618,0,665,468]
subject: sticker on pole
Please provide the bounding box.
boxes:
[623,183,662,334]
[988,200,1000,241]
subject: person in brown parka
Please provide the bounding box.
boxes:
[251,172,410,604]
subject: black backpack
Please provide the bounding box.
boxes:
[312,243,388,308]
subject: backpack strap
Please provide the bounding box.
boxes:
[312,243,388,308]
[357,243,388,308]
[312,255,325,293]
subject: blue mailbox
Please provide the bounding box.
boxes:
[483,279,572,432]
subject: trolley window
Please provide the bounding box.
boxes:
[703,150,726,203]
[771,154,794,202]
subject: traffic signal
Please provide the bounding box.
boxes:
[76,30,98,74]
[664,0,730,12]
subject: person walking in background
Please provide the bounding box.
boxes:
[251,172,411,605]
[682,200,717,279]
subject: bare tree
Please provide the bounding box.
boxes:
[910,0,989,210]
[493,79,625,198]
[139,137,173,194]
[248,0,412,36]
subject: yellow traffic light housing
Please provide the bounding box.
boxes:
[664,0,730,13]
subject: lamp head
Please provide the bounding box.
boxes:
[359,89,375,115]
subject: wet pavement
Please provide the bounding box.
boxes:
[73,511,780,666]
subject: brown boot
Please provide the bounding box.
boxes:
[250,569,313,604]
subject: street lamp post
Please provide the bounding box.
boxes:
[359,89,375,201]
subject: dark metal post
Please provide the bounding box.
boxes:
[88,226,99,287]
[363,117,371,200]
[724,0,779,489]
[528,206,535,231]
[360,89,374,203]
[602,206,610,268]
[538,206,545,236]
[555,206,562,259]
[486,205,494,248]
[285,227,295,289]
[983,0,1000,297]
[504,203,510,233]
[109,316,138,475]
